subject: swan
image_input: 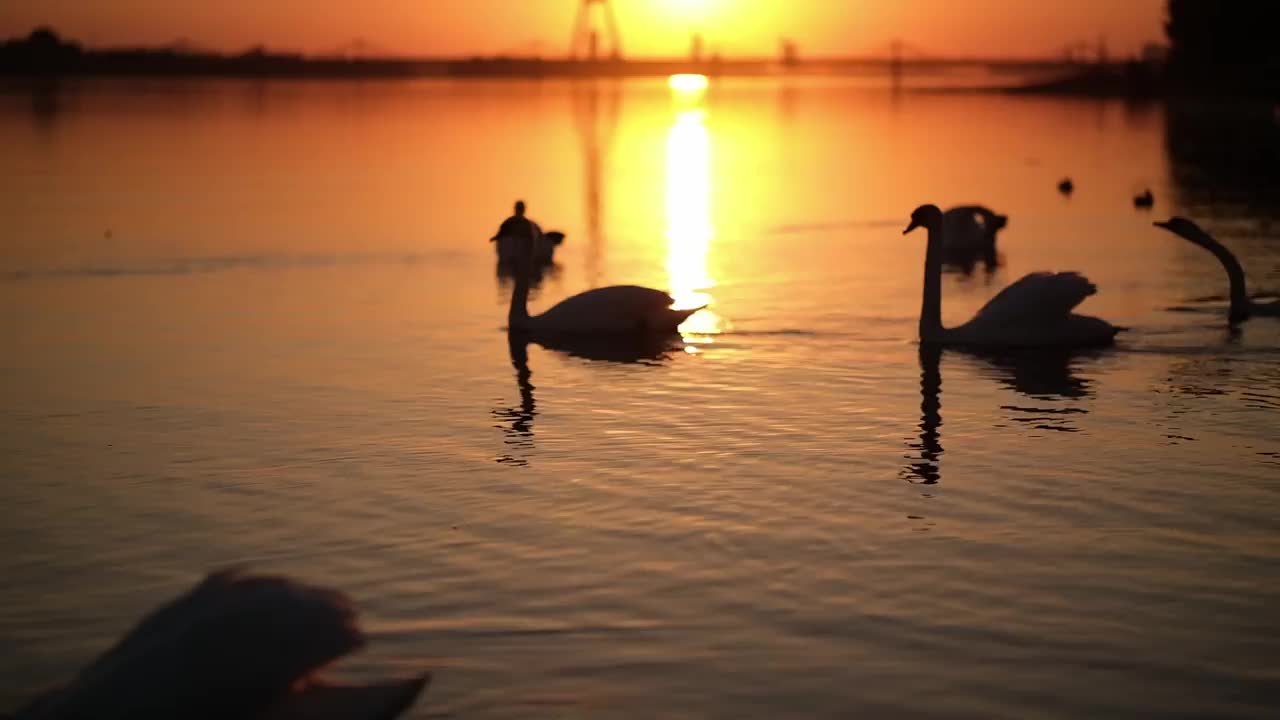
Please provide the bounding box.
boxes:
[491,200,565,265]
[1134,189,1154,208]
[507,225,703,335]
[8,569,429,719]
[943,205,1007,251]
[1058,178,1074,195]
[905,204,1119,347]
[1154,217,1280,323]
[494,225,563,266]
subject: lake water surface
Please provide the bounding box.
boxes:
[2,76,1278,718]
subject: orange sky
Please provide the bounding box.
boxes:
[2,0,1166,59]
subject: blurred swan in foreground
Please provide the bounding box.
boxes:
[491,200,565,265]
[508,226,703,335]
[8,569,428,720]
[1155,217,1280,323]
[905,204,1119,348]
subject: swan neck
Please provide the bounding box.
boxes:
[920,223,945,341]
[1200,234,1250,318]
[508,235,533,329]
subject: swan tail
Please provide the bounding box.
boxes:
[673,305,707,321]
[651,305,705,333]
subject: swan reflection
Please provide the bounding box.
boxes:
[493,331,685,466]
[496,258,561,300]
[941,245,1002,277]
[493,333,537,467]
[902,347,1100,484]
[902,346,944,485]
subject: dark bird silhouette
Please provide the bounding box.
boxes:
[1057,178,1075,196]
[506,221,702,336]
[905,204,1119,347]
[7,569,429,720]
[1133,189,1154,208]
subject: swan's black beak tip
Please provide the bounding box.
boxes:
[903,221,920,235]
[1152,220,1170,230]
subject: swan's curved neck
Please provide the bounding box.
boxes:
[1198,234,1251,321]
[508,230,534,329]
[920,222,946,341]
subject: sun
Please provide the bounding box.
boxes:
[654,0,721,23]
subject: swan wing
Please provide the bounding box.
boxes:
[975,272,1098,324]
[942,208,985,248]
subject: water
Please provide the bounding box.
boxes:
[2,76,1279,718]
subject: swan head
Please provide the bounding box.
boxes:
[514,200,526,216]
[904,204,944,235]
[1154,216,1210,245]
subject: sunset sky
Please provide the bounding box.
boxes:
[2,0,1166,59]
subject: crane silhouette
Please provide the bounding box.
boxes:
[570,0,622,60]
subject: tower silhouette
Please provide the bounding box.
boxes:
[570,0,622,60]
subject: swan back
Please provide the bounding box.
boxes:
[942,206,1006,250]
[495,221,559,265]
[532,285,695,335]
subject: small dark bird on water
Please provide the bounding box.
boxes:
[6,569,430,720]
[1058,178,1074,196]
[1133,189,1154,209]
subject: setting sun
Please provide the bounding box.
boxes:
[654,0,722,22]
[668,73,709,93]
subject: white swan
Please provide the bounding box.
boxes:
[1154,217,1280,323]
[905,204,1119,347]
[942,205,1007,251]
[507,226,702,335]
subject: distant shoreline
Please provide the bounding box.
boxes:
[1,28,1087,84]
[1,53,1078,82]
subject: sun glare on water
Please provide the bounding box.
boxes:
[668,73,710,94]
[664,76,719,340]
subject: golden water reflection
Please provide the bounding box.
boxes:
[665,76,720,338]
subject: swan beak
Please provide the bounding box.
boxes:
[903,220,921,235]
[264,675,431,720]
[1152,220,1171,230]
